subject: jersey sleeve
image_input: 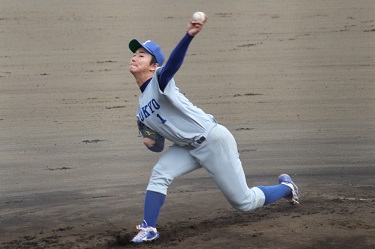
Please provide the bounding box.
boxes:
[157,33,194,91]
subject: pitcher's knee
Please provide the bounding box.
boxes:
[147,168,174,196]
[232,202,260,212]
[229,187,266,212]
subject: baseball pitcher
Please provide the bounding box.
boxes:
[128,13,300,243]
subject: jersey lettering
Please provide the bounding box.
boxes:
[157,114,167,124]
[151,99,161,109]
[138,98,162,122]
[139,111,144,121]
[142,106,150,118]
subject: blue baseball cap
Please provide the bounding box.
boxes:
[129,39,165,66]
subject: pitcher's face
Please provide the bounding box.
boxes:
[129,47,156,75]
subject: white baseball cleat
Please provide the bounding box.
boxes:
[279,174,300,205]
[131,220,159,243]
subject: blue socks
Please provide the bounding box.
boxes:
[144,190,166,227]
[143,186,290,227]
[258,184,292,205]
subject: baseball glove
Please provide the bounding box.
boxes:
[137,120,165,151]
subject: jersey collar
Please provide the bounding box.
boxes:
[140,78,152,93]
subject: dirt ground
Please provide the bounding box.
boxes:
[1,0,375,248]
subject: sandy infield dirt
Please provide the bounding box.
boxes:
[1,0,374,248]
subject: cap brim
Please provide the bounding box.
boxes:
[129,39,143,53]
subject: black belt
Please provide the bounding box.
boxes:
[196,136,206,144]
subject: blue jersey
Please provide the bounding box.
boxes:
[137,67,216,146]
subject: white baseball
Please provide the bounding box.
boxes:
[192,12,206,22]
